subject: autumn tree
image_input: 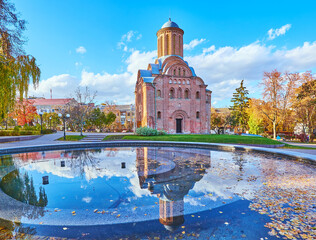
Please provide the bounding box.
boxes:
[247,99,265,135]
[102,101,119,131]
[230,80,250,133]
[292,71,316,142]
[10,99,37,126]
[210,107,233,134]
[42,112,60,130]
[260,70,298,139]
[0,1,40,121]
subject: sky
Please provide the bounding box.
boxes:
[15,0,316,107]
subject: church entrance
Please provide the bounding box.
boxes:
[176,119,182,133]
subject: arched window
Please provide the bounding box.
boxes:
[183,70,186,76]
[196,91,200,99]
[169,79,172,84]
[177,88,182,99]
[196,111,200,119]
[184,89,190,99]
[173,69,176,76]
[178,68,181,76]
[157,90,161,98]
[157,111,161,119]
[187,80,190,85]
[169,88,175,99]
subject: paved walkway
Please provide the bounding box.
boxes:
[284,141,316,148]
[0,133,315,157]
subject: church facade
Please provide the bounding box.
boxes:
[135,19,211,134]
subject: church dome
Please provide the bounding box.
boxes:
[161,18,179,29]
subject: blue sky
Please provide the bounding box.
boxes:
[15,0,316,107]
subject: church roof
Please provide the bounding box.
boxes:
[139,70,152,78]
[161,18,179,29]
[142,77,155,83]
[139,56,197,83]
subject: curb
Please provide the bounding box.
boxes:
[0,141,315,164]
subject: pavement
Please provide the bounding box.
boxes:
[284,141,316,148]
[0,133,315,159]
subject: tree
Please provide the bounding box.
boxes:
[88,108,107,132]
[210,107,233,134]
[42,112,60,130]
[0,0,27,57]
[260,70,298,139]
[230,80,250,133]
[292,72,316,142]
[10,98,37,126]
[247,99,265,135]
[105,112,117,131]
[0,1,40,121]
[68,87,96,136]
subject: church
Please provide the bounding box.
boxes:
[135,19,211,134]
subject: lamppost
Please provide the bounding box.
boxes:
[49,116,52,130]
[38,111,43,134]
[58,113,70,140]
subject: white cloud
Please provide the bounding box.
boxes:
[76,46,87,54]
[268,24,291,40]
[185,41,316,105]
[32,39,316,107]
[79,50,156,103]
[203,45,215,54]
[118,30,142,52]
[184,38,206,50]
[29,74,78,98]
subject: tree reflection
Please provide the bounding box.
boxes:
[0,170,48,209]
[232,152,246,180]
[65,149,101,178]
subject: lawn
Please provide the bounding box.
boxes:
[57,135,85,141]
[105,134,283,145]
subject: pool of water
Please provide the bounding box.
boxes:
[0,146,315,239]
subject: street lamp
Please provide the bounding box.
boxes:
[37,110,43,134]
[49,116,52,130]
[58,113,70,140]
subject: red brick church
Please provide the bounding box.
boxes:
[135,19,211,134]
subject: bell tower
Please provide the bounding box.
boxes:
[157,18,184,58]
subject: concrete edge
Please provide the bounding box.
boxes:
[0,141,315,164]
[0,135,41,143]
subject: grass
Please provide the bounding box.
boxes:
[102,134,316,149]
[113,134,284,145]
[57,135,85,141]
[103,135,126,141]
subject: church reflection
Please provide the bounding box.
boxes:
[136,147,211,231]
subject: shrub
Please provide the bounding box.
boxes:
[158,129,167,135]
[41,129,54,134]
[13,126,20,132]
[20,130,40,135]
[136,127,158,136]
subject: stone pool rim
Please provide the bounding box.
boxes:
[0,140,315,164]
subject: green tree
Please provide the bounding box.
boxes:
[105,111,116,131]
[0,1,40,121]
[230,80,250,133]
[88,108,107,131]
